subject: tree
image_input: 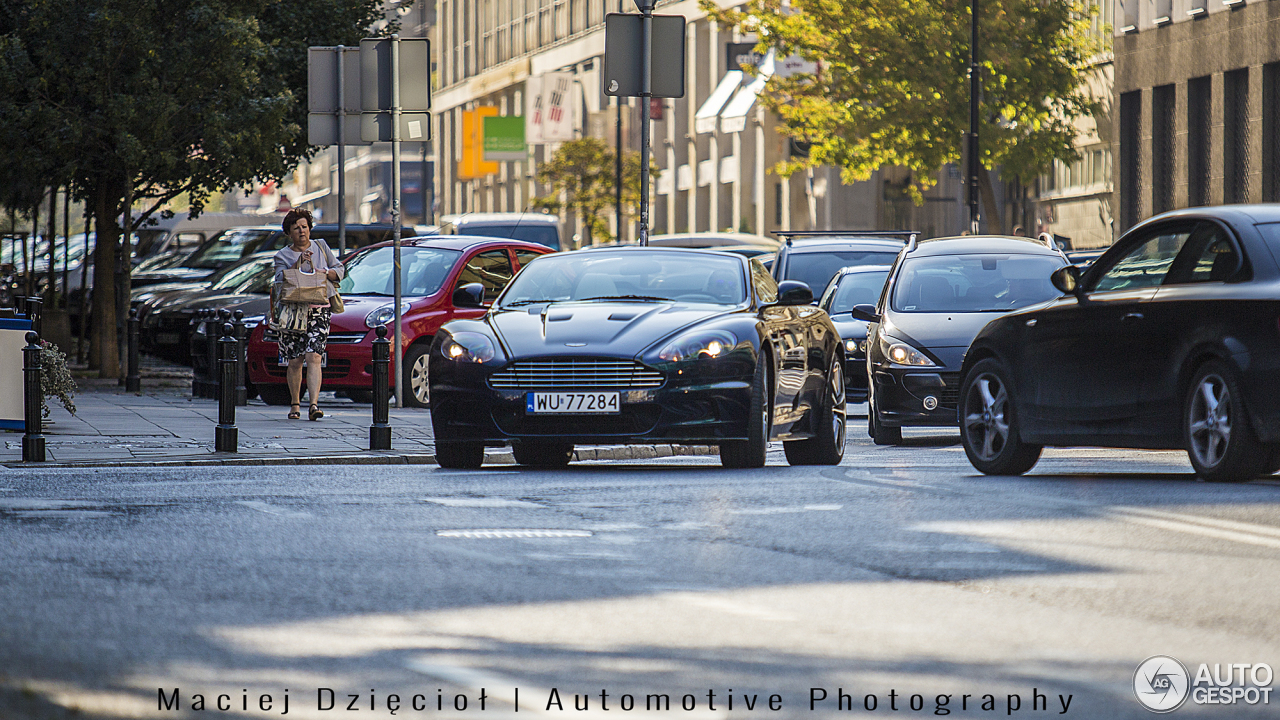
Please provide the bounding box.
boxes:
[534,137,659,247]
[0,0,388,376]
[701,0,1100,232]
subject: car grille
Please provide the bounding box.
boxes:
[939,372,961,409]
[488,358,664,390]
[327,331,366,344]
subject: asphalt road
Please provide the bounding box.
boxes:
[2,421,1279,719]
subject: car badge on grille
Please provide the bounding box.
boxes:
[564,342,587,347]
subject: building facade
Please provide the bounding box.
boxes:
[1113,0,1280,236]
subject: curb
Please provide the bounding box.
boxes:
[4,443,718,469]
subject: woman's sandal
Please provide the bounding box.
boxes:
[309,404,323,421]
[288,404,301,420]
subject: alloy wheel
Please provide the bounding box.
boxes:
[1189,373,1232,469]
[964,372,1010,462]
[831,363,846,448]
[410,352,430,405]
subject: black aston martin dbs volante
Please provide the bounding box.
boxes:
[428,247,847,469]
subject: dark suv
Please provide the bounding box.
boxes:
[855,235,1067,444]
[771,231,913,298]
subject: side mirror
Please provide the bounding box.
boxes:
[1050,265,1081,296]
[452,282,486,308]
[850,304,880,322]
[776,280,813,306]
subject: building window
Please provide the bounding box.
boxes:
[1120,90,1142,230]
[1264,63,1280,202]
[1224,68,1250,204]
[1151,84,1175,214]
[1187,76,1211,206]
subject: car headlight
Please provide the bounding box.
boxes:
[442,331,499,363]
[658,329,738,362]
[365,302,411,329]
[880,335,936,367]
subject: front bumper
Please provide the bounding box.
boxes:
[871,366,961,428]
[247,326,383,390]
[431,357,756,445]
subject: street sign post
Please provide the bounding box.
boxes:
[603,8,686,246]
[361,36,431,408]
[308,45,373,257]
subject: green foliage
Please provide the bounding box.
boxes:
[701,0,1100,202]
[38,340,76,418]
[534,137,659,246]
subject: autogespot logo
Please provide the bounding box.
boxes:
[1134,656,1190,713]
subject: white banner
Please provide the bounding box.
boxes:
[541,71,576,142]
[524,74,544,144]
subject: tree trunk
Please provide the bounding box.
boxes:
[978,165,1004,235]
[91,182,121,378]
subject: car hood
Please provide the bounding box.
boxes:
[883,311,1000,350]
[327,295,428,332]
[132,281,209,301]
[830,315,870,340]
[488,302,735,358]
[132,269,214,285]
[167,292,268,315]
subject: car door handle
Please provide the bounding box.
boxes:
[1122,312,1144,322]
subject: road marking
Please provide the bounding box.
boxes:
[423,497,545,508]
[1108,506,1280,550]
[235,500,312,518]
[437,529,592,538]
[727,504,842,515]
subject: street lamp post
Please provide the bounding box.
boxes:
[636,0,655,246]
[967,0,981,234]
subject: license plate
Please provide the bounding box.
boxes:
[526,392,620,414]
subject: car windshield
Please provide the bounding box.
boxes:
[786,250,901,297]
[892,254,1065,313]
[184,228,275,269]
[338,246,462,296]
[210,258,273,291]
[826,269,891,314]
[462,224,559,250]
[499,250,746,307]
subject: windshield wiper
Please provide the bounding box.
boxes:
[578,295,669,302]
[502,299,552,307]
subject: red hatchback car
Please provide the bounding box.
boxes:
[246,236,553,407]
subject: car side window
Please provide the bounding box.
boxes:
[455,250,514,302]
[751,259,778,304]
[1091,225,1193,292]
[1162,222,1241,285]
[514,249,543,269]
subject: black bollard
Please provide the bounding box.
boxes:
[126,307,141,392]
[26,297,42,337]
[215,322,238,452]
[22,331,45,462]
[369,324,392,450]
[232,309,247,406]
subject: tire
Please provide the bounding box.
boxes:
[402,342,430,408]
[1184,360,1267,482]
[868,391,902,445]
[257,384,292,406]
[435,442,484,469]
[512,441,574,467]
[720,356,771,468]
[960,358,1042,475]
[784,359,847,465]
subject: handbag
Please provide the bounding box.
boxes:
[282,251,328,304]
[329,287,345,313]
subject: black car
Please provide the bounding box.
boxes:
[818,265,893,403]
[856,235,1067,444]
[959,205,1280,481]
[429,248,847,469]
[139,253,274,359]
[772,230,913,298]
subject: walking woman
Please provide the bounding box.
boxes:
[269,209,344,420]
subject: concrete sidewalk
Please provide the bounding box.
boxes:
[1,361,715,468]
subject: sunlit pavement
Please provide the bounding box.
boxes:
[1,409,1278,719]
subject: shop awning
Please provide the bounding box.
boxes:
[720,50,775,134]
[694,70,744,134]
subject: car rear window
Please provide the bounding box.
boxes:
[892,254,1064,313]
[785,250,900,296]
[184,229,276,269]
